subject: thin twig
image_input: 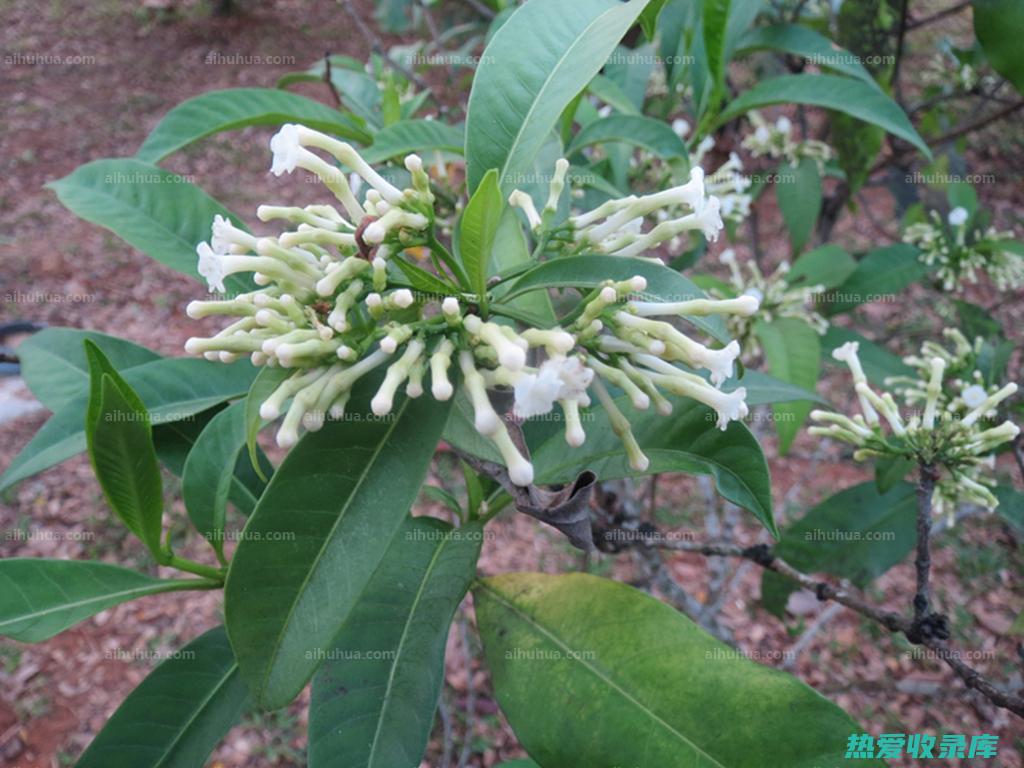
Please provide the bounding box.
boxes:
[322,52,343,109]
[782,603,845,671]
[914,463,938,622]
[907,0,971,31]
[338,0,432,92]
[634,536,1024,718]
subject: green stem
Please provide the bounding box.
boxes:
[428,232,471,290]
[167,555,226,582]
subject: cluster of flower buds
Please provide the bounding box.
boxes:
[903,207,1024,291]
[518,162,725,258]
[713,249,827,353]
[809,339,1020,522]
[740,111,833,171]
[184,125,759,486]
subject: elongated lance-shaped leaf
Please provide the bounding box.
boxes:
[566,114,688,159]
[225,379,454,708]
[0,559,216,643]
[761,481,918,616]
[755,317,821,456]
[0,357,257,492]
[75,626,249,768]
[309,517,482,767]
[46,158,251,290]
[465,0,652,193]
[136,87,371,162]
[17,328,160,412]
[361,119,465,163]
[734,24,878,85]
[717,74,931,157]
[182,400,262,561]
[475,572,884,767]
[84,341,164,558]
[460,168,504,305]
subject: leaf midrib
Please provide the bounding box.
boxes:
[493,2,636,188]
[478,582,728,768]
[366,528,459,766]
[257,397,414,698]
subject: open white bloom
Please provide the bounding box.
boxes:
[196,242,226,293]
[948,207,969,227]
[513,356,594,419]
[741,110,833,171]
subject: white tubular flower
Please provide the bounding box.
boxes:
[544,158,570,214]
[961,383,1018,427]
[211,214,259,254]
[513,356,595,419]
[592,379,649,471]
[521,328,576,355]
[855,383,905,436]
[430,340,455,400]
[671,118,690,138]
[561,399,586,447]
[509,190,542,230]
[371,339,424,416]
[961,384,988,409]
[832,342,879,425]
[270,124,303,175]
[269,125,364,220]
[196,242,227,293]
[628,295,759,318]
[295,125,404,205]
[922,357,945,430]
[491,422,535,486]
[460,350,502,436]
[463,315,527,371]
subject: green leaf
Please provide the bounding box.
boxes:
[308,517,482,767]
[0,559,213,642]
[587,74,642,116]
[826,243,926,314]
[46,158,249,289]
[17,328,160,412]
[153,406,269,515]
[717,74,931,158]
[475,572,883,767]
[566,115,688,159]
[75,626,249,768]
[136,87,371,163]
[85,342,164,557]
[725,370,828,406]
[703,0,732,96]
[465,0,652,193]
[821,327,913,384]
[994,485,1024,535]
[761,481,917,617]
[1,358,257,492]
[461,168,505,303]
[362,119,465,164]
[488,208,554,328]
[973,0,1024,94]
[755,318,821,455]
[775,157,822,254]
[875,455,915,494]
[735,24,877,85]
[786,244,857,290]
[182,400,255,561]
[530,395,776,537]
[638,0,668,41]
[224,383,453,708]
[501,255,730,342]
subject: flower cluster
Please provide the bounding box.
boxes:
[740,111,833,171]
[903,207,1024,291]
[185,125,760,486]
[521,163,725,258]
[810,336,1019,521]
[714,249,827,353]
